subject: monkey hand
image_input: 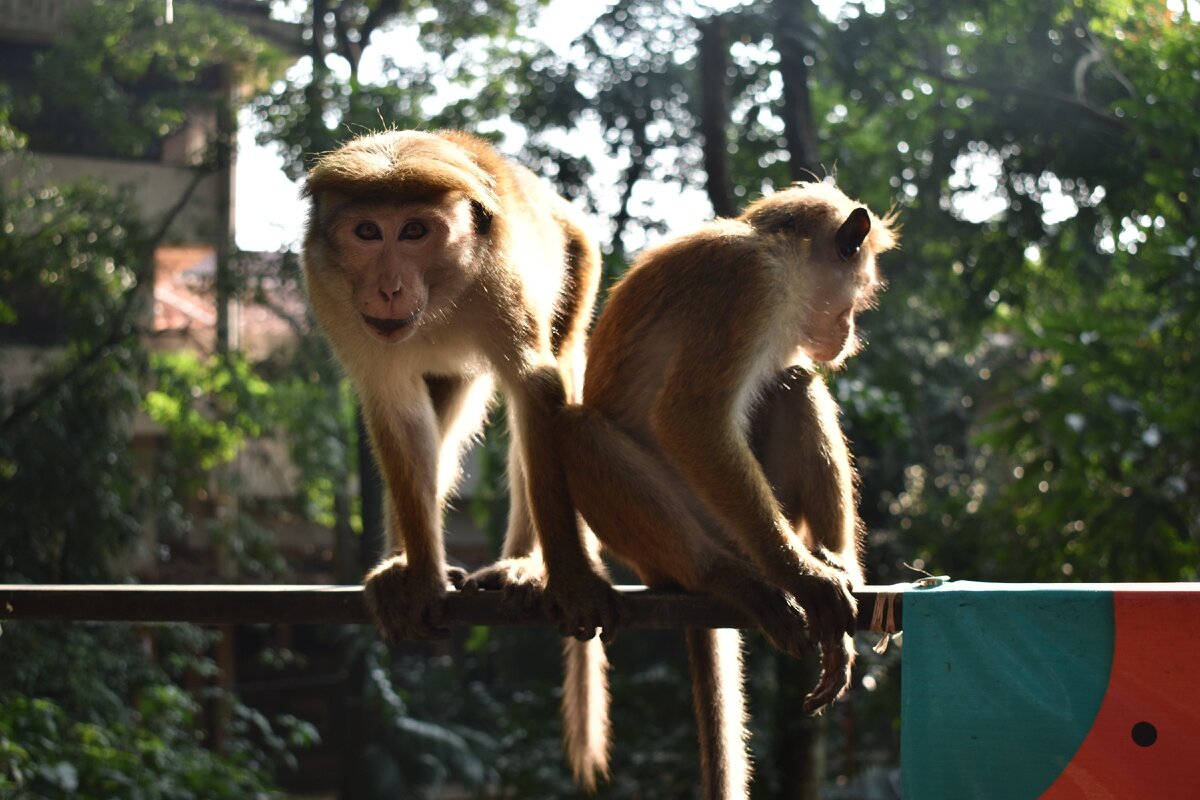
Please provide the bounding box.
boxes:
[363,554,456,641]
[782,551,858,642]
[751,587,815,660]
[544,568,627,643]
[460,556,547,617]
[802,632,856,715]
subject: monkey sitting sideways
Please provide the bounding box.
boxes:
[559,181,897,798]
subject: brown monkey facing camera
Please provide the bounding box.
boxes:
[301,130,622,788]
[560,181,897,798]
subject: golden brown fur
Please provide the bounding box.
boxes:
[302,129,621,789]
[559,182,897,798]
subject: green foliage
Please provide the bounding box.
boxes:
[827,0,1200,583]
[253,0,546,180]
[353,627,702,799]
[10,0,281,160]
[0,623,311,799]
[271,366,358,529]
[332,633,499,799]
[1,3,312,794]
[146,351,271,475]
[0,121,148,581]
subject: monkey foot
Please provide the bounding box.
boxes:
[802,633,855,715]
[461,556,547,617]
[363,555,456,641]
[545,569,627,643]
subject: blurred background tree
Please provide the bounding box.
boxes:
[1,0,1196,798]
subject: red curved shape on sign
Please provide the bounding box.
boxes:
[1040,592,1200,799]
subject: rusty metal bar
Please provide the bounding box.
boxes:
[0,584,902,632]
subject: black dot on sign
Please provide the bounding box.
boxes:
[1131,721,1157,747]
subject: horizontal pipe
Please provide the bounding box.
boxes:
[0,584,902,633]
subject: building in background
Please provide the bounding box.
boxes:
[0,4,469,791]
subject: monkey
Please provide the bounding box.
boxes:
[558,181,897,798]
[301,129,623,789]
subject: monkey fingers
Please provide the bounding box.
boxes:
[363,555,453,641]
[784,567,857,642]
[748,587,815,660]
[801,633,855,715]
[445,565,469,590]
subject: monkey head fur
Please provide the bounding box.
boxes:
[740,181,897,367]
[302,131,502,352]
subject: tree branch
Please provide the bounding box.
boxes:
[927,70,1131,133]
[609,140,648,261]
[696,14,736,218]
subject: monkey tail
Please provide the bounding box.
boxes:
[685,628,751,800]
[562,636,611,792]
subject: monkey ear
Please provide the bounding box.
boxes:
[471,200,494,236]
[835,207,871,261]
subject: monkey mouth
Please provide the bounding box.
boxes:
[362,310,422,340]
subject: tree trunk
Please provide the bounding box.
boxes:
[332,389,358,584]
[775,0,823,179]
[697,15,737,218]
[357,406,385,571]
[214,63,236,356]
[775,655,827,800]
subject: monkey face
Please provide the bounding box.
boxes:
[801,210,883,365]
[323,196,479,344]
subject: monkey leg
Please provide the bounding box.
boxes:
[686,628,751,800]
[425,373,496,588]
[460,441,547,613]
[559,406,812,659]
[464,346,602,616]
[502,363,624,641]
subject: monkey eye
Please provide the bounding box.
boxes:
[399,221,428,240]
[354,221,382,240]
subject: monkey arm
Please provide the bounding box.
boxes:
[746,367,862,711]
[752,367,863,585]
[360,389,455,639]
[363,392,443,571]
